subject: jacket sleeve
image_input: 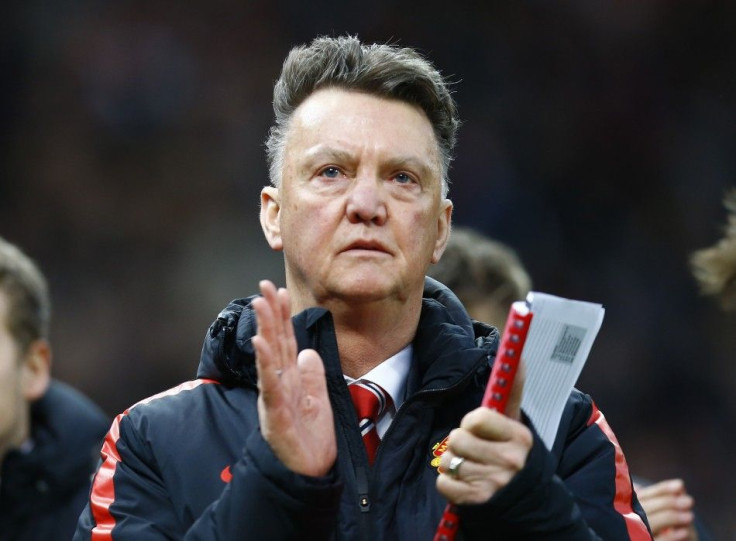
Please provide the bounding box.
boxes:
[457,394,653,540]
[185,431,343,540]
[74,414,343,540]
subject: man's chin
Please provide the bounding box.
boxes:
[337,285,391,303]
[328,277,411,305]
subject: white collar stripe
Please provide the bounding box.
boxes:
[356,380,387,414]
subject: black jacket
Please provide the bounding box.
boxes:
[0,380,108,541]
[75,279,652,540]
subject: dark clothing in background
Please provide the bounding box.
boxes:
[74,279,651,540]
[0,380,108,541]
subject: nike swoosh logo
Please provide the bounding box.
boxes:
[220,465,233,483]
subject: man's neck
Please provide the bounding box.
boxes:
[328,299,422,379]
[285,277,426,377]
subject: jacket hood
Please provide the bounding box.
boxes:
[197,277,499,388]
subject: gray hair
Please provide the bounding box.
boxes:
[265,35,460,197]
[0,237,51,354]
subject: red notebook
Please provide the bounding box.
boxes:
[433,300,533,541]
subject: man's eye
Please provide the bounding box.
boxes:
[394,173,414,184]
[320,167,341,179]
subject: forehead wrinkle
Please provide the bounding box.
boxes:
[286,88,442,182]
[303,144,356,165]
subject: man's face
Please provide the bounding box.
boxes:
[262,88,452,311]
[0,292,29,461]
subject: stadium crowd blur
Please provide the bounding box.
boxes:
[2,2,734,538]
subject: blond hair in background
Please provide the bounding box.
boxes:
[691,189,736,311]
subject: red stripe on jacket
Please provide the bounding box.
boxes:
[587,402,651,540]
[89,379,217,540]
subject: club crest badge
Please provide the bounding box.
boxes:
[430,435,450,472]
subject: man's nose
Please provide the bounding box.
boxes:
[345,176,387,225]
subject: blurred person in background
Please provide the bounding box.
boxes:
[75,35,651,539]
[427,226,533,329]
[691,188,736,312]
[429,225,713,541]
[0,236,108,540]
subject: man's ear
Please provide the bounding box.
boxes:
[22,339,51,402]
[260,186,283,251]
[431,199,453,264]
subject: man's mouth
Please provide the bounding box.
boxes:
[342,240,391,254]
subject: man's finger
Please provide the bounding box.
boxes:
[296,348,328,410]
[637,478,685,499]
[460,407,517,441]
[277,287,298,370]
[646,508,694,533]
[640,493,694,516]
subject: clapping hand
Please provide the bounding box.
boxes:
[251,280,337,477]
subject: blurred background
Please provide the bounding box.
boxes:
[2,0,734,538]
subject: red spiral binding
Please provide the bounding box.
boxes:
[432,301,533,541]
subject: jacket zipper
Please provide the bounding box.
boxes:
[356,465,371,513]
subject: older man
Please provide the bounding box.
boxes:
[76,35,651,540]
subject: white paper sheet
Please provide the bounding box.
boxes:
[519,291,605,449]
